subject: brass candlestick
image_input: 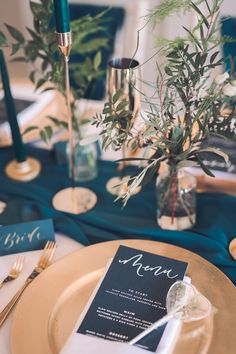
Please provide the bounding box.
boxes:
[0,47,41,182]
[52,32,97,214]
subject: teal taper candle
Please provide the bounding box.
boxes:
[0,49,26,163]
[53,0,70,33]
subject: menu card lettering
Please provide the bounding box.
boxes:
[77,246,188,352]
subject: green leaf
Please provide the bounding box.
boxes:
[39,129,48,144]
[29,71,36,83]
[210,51,219,64]
[30,1,43,16]
[5,24,25,44]
[0,31,7,46]
[11,43,20,56]
[197,147,229,163]
[164,66,172,76]
[182,26,202,50]
[172,126,182,142]
[47,116,67,129]
[44,125,53,140]
[35,78,46,90]
[22,126,38,136]
[167,51,179,59]
[102,108,112,114]
[190,1,209,28]
[10,57,26,62]
[102,136,110,150]
[26,27,42,43]
[41,60,48,71]
[41,86,55,93]
[116,100,128,112]
[93,51,101,71]
[113,89,123,104]
[195,154,215,177]
[195,52,202,68]
[141,164,159,186]
[33,19,40,34]
[200,53,207,66]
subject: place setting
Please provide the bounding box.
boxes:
[7,239,235,354]
[0,0,236,353]
[0,215,233,354]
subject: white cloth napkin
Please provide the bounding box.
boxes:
[60,275,190,354]
[61,320,181,354]
[0,234,82,354]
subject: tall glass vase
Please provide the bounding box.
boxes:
[105,57,140,196]
[156,167,197,230]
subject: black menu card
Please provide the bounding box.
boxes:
[78,246,188,352]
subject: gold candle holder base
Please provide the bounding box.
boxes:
[229,238,236,260]
[52,187,97,214]
[0,201,7,214]
[106,176,141,196]
[5,157,41,182]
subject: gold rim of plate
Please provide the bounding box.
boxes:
[11,239,236,354]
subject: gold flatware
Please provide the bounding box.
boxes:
[0,241,56,327]
[0,256,24,289]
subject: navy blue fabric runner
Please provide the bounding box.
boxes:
[0,145,235,285]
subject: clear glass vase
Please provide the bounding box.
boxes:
[66,141,98,182]
[156,167,197,230]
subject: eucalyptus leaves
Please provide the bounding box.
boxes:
[93,88,133,151]
[0,0,108,142]
[95,0,236,206]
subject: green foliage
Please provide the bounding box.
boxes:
[93,89,133,150]
[0,0,109,139]
[0,32,7,46]
[146,0,204,26]
[95,0,236,203]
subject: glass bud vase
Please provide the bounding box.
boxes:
[156,167,197,231]
[66,141,98,182]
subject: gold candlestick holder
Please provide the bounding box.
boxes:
[52,31,97,214]
[5,157,41,182]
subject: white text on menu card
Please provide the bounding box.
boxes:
[119,253,179,278]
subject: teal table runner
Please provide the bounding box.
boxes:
[0,145,236,285]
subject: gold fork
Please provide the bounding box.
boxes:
[0,241,56,327]
[0,256,24,289]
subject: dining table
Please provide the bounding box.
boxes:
[0,143,236,353]
[1,144,236,282]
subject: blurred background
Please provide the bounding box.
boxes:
[0,0,235,165]
[1,0,235,85]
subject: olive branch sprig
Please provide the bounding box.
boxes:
[94,0,236,204]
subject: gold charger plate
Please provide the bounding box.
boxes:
[11,239,236,354]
